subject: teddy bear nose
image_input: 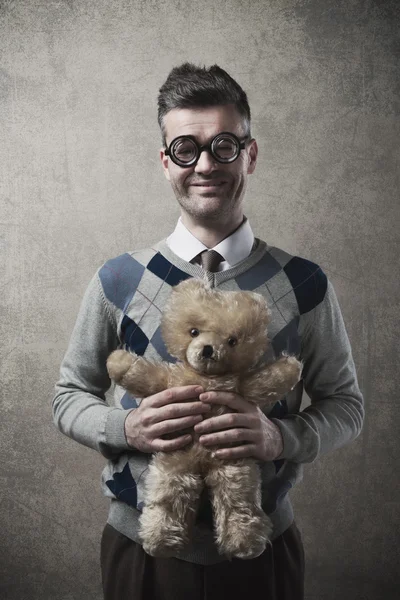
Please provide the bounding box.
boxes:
[202,345,214,359]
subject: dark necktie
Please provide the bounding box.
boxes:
[199,249,223,273]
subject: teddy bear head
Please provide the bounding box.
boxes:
[161,278,271,376]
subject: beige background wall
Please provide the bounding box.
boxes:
[1,1,399,598]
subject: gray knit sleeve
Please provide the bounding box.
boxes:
[272,280,364,463]
[52,272,132,458]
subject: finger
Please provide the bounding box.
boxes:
[153,401,211,423]
[199,391,253,413]
[150,386,204,408]
[195,413,253,433]
[199,428,255,447]
[152,414,204,437]
[152,434,193,452]
[194,413,249,434]
[211,444,257,460]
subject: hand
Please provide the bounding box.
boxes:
[194,391,284,461]
[124,385,211,453]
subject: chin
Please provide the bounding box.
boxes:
[181,196,235,219]
[188,190,227,202]
[188,358,222,375]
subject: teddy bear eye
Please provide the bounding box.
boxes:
[190,328,200,337]
[228,336,237,347]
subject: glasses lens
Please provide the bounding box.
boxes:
[172,137,197,164]
[212,134,239,162]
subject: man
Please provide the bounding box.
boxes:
[53,63,364,600]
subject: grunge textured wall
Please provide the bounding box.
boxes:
[0,1,399,598]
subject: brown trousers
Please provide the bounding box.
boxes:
[100,522,305,600]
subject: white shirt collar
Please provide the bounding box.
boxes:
[166,217,255,270]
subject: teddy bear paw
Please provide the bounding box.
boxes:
[279,354,302,388]
[139,507,187,557]
[106,349,135,383]
[217,510,273,560]
[141,537,183,558]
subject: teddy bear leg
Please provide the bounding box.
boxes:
[206,459,272,560]
[139,453,203,557]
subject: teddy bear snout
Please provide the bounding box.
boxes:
[186,336,226,373]
[202,345,214,359]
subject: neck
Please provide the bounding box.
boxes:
[180,212,244,248]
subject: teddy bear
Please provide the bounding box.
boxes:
[106,278,302,560]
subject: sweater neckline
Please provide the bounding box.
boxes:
[154,238,269,287]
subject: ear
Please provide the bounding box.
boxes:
[167,278,211,313]
[160,147,171,181]
[249,291,271,318]
[173,278,208,296]
[247,138,258,175]
[236,290,271,323]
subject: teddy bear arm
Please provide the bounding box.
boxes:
[126,359,172,398]
[241,355,302,406]
[107,349,171,398]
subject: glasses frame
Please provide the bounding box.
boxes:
[164,131,248,168]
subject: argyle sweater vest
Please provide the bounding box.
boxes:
[53,238,364,565]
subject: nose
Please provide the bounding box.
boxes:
[194,149,218,175]
[202,345,214,359]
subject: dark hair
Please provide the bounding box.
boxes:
[157,63,251,145]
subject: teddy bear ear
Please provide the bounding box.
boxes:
[165,278,210,315]
[172,278,210,296]
[236,291,271,323]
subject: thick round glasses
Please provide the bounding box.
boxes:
[165,132,247,168]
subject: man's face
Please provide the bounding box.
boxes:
[160,105,258,225]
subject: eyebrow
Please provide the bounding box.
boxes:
[166,131,245,145]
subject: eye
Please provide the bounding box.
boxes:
[228,336,237,347]
[190,328,200,337]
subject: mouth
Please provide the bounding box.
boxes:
[190,181,227,191]
[188,354,217,372]
[197,360,220,375]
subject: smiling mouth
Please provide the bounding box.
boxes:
[191,182,226,189]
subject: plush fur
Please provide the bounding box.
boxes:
[107,278,302,559]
